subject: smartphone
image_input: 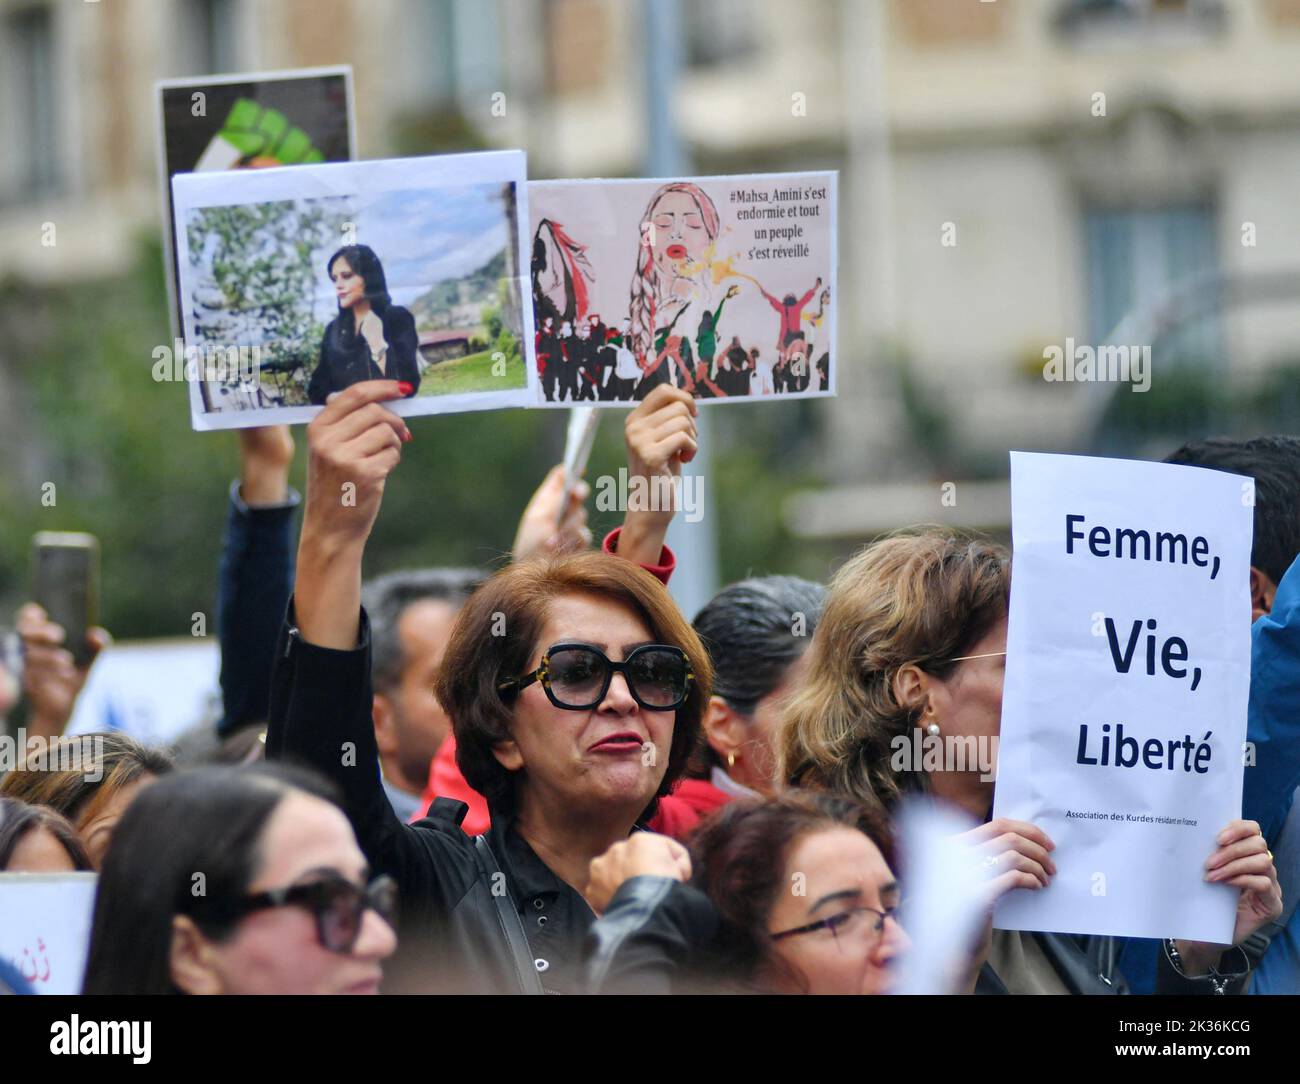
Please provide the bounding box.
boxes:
[31,532,100,668]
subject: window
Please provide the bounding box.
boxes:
[1084,203,1222,368]
[3,3,60,199]
[684,0,759,68]
[186,0,238,75]
[1055,0,1227,40]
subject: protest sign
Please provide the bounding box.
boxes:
[0,873,98,994]
[155,66,356,340]
[172,151,534,429]
[992,452,1253,943]
[528,172,836,405]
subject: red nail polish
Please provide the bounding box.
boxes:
[397,382,414,395]
[403,431,413,443]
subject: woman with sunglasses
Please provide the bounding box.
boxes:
[584,792,909,994]
[776,528,1282,994]
[82,763,396,994]
[267,380,710,993]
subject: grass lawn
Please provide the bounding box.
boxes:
[417,349,527,396]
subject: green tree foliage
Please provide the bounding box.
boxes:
[186,198,352,406]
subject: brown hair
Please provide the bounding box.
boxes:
[0,732,174,834]
[776,528,1009,817]
[688,791,894,993]
[0,797,92,871]
[435,550,712,818]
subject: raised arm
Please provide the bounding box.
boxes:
[216,426,297,738]
[609,385,697,571]
[267,381,431,889]
[294,382,409,650]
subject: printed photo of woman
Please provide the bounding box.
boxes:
[308,245,421,405]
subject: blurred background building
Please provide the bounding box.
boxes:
[2,0,1300,656]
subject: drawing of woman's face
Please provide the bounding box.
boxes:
[646,190,711,278]
[331,256,366,310]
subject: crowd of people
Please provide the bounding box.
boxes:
[0,381,1296,996]
[533,288,831,403]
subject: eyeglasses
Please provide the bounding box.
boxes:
[499,642,694,711]
[770,904,902,950]
[218,873,397,954]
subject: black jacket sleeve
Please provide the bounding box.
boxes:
[266,601,454,918]
[585,876,721,994]
[216,482,299,737]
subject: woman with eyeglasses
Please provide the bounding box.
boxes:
[776,528,1282,994]
[82,763,396,994]
[267,379,710,993]
[583,792,908,994]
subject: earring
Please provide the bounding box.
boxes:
[727,751,737,769]
[925,721,940,737]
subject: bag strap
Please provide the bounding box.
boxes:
[472,834,544,995]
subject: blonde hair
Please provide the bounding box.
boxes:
[776,528,1009,817]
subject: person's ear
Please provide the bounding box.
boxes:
[892,664,932,722]
[702,697,747,766]
[492,737,524,772]
[169,915,224,996]
[372,694,399,759]
[1249,566,1278,620]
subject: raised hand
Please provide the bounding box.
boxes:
[616,385,698,567]
[513,465,593,562]
[16,603,111,738]
[296,381,411,649]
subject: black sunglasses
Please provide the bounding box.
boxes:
[216,873,397,954]
[499,642,694,711]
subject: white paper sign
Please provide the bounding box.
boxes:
[992,452,1253,943]
[0,873,98,994]
[172,151,535,429]
[528,172,836,406]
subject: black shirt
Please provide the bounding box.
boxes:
[266,603,598,994]
[308,305,421,405]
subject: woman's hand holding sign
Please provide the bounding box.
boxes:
[966,817,1057,902]
[297,380,411,650]
[617,385,698,568]
[1172,818,1282,977]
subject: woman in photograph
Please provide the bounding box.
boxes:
[308,245,421,405]
[627,182,722,372]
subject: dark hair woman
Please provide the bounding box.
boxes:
[692,575,826,797]
[0,798,91,872]
[0,732,173,868]
[82,763,396,995]
[650,576,827,839]
[307,245,421,405]
[583,791,907,994]
[270,379,707,993]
